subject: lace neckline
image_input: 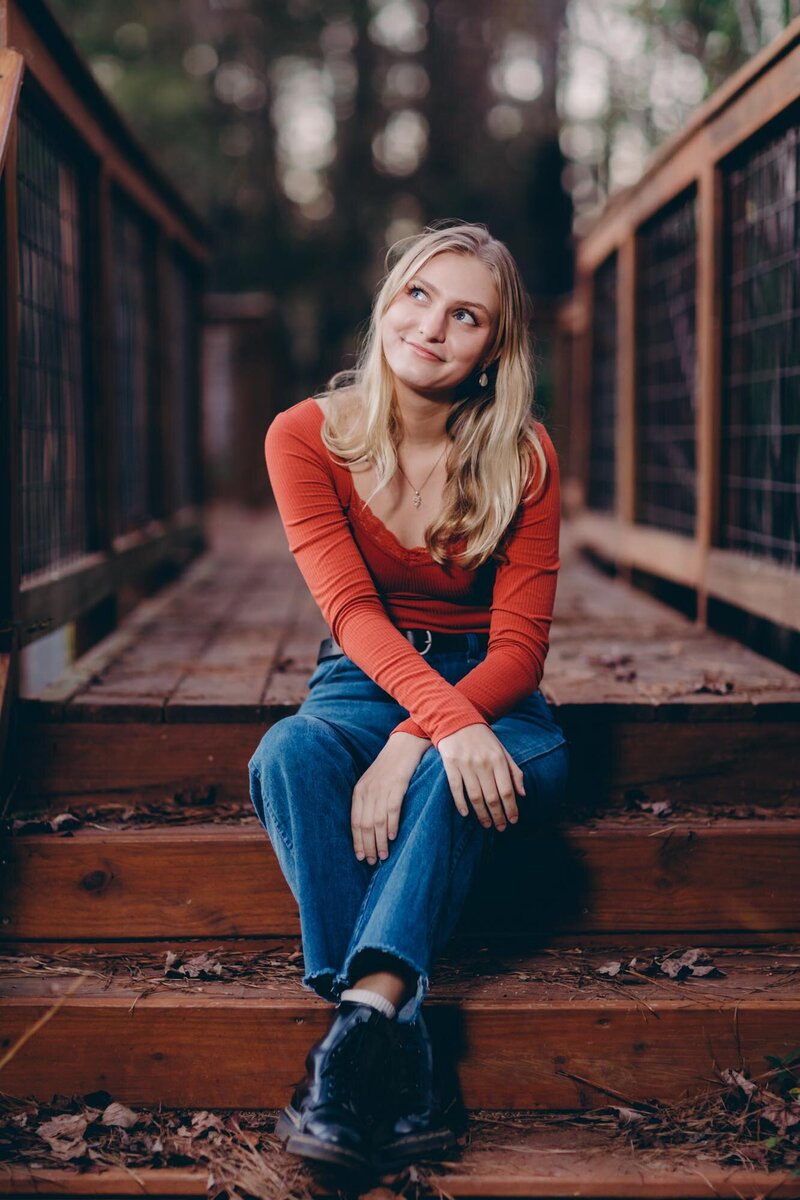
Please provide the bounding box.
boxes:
[308,396,448,563]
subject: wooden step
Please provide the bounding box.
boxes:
[1,1108,799,1197]
[16,707,800,811]
[0,941,798,1110]
[2,812,799,941]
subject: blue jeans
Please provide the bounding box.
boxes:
[247,638,569,1024]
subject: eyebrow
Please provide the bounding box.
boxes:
[413,275,492,316]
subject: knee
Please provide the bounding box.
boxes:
[248,714,338,819]
[526,741,569,814]
[248,713,335,778]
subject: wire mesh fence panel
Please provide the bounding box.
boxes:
[166,249,198,513]
[635,187,698,536]
[16,100,93,580]
[720,104,800,568]
[111,190,156,535]
[587,251,617,513]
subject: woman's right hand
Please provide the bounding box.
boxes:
[436,723,525,829]
[351,732,431,864]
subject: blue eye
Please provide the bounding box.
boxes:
[406,283,478,326]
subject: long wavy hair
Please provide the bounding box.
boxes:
[316,219,549,570]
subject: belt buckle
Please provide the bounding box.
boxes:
[418,629,433,656]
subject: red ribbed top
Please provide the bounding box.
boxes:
[264,397,561,748]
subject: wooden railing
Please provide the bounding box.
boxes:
[558,16,800,636]
[0,0,211,792]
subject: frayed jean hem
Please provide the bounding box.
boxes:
[302,968,341,1005]
[336,942,430,1025]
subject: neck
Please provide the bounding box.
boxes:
[392,380,453,449]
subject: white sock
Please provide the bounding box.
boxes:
[339,987,397,1020]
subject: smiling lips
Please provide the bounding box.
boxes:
[405,339,443,362]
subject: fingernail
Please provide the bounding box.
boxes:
[356,851,364,860]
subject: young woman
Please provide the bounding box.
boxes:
[248,220,568,1176]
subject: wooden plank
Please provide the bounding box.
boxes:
[165,558,305,720]
[615,233,636,525]
[571,512,704,591]
[0,111,21,803]
[32,554,219,715]
[0,1164,798,1200]
[18,520,206,652]
[68,558,258,718]
[15,711,799,806]
[0,1167,797,1200]
[90,164,115,561]
[3,818,800,939]
[0,946,798,1108]
[694,160,723,627]
[260,580,329,708]
[705,547,800,634]
[0,1167,210,1197]
[0,46,23,176]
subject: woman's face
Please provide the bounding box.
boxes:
[381,251,501,399]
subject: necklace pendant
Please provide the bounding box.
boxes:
[412,492,421,508]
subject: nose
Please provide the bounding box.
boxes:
[418,305,447,342]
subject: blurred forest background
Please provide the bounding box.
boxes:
[51,0,798,405]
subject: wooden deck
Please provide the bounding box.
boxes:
[13,501,800,811]
[21,502,800,723]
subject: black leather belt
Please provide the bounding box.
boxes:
[317,628,489,663]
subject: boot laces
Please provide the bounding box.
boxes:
[320,1017,372,1100]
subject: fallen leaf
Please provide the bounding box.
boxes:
[101,1102,140,1129]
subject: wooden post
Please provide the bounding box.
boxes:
[0,109,21,803]
[74,162,117,657]
[616,233,637,580]
[155,232,175,519]
[575,268,593,512]
[695,162,723,628]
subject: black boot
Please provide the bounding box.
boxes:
[372,1009,459,1171]
[274,1000,393,1172]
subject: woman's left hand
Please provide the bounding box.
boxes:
[351,733,430,865]
[437,723,525,829]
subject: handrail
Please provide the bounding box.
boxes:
[2,0,209,251]
[0,46,22,177]
[559,16,800,639]
[580,16,800,243]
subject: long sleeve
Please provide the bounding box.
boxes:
[264,406,490,747]
[388,427,561,740]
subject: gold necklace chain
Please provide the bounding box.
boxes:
[395,443,448,508]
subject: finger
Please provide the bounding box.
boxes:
[504,749,526,799]
[374,805,390,861]
[361,800,378,864]
[492,761,519,826]
[351,791,366,860]
[387,795,403,842]
[475,764,508,829]
[441,764,469,817]
[462,767,494,828]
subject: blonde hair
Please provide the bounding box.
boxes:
[316,219,549,570]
